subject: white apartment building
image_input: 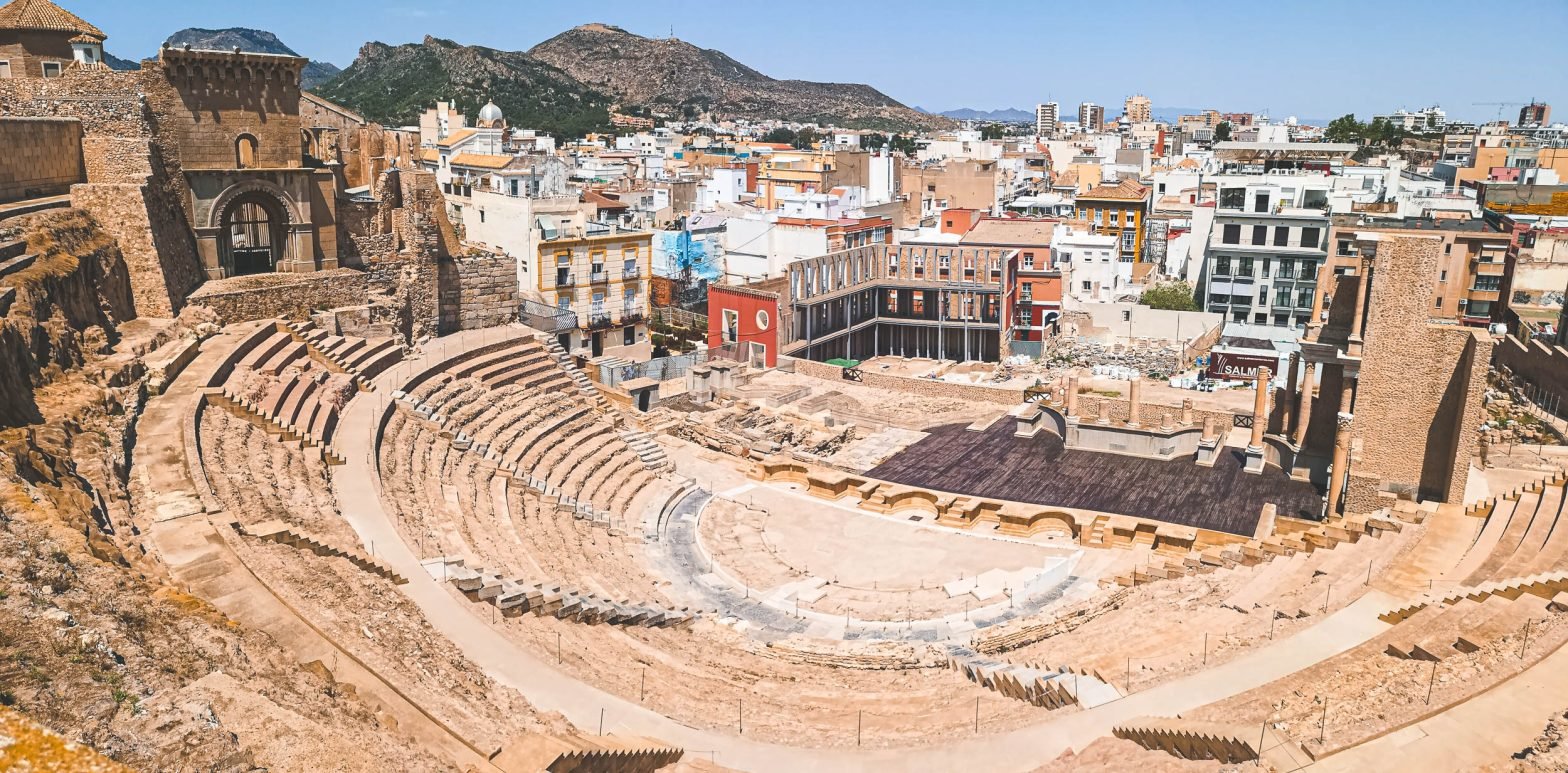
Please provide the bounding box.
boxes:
[1035,102,1059,137]
[1054,224,1125,303]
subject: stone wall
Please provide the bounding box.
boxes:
[1494,334,1568,420]
[185,268,369,324]
[69,183,205,320]
[1353,235,1492,504]
[789,356,1023,404]
[0,117,84,203]
[438,253,518,334]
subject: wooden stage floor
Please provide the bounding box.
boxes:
[867,421,1324,536]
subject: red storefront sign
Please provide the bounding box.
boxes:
[1205,351,1278,381]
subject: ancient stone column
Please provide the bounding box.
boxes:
[1160,412,1173,431]
[1127,376,1143,427]
[1180,398,1194,427]
[1347,258,1371,357]
[1065,375,1080,417]
[1284,353,1301,437]
[1293,360,1316,448]
[1248,367,1271,452]
[1326,376,1356,515]
[1201,415,1217,442]
[1097,399,1111,425]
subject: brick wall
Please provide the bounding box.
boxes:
[1353,235,1491,504]
[185,268,369,324]
[0,117,84,203]
[0,30,74,80]
[438,253,518,334]
[1494,334,1568,420]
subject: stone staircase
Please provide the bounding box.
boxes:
[619,429,670,472]
[0,237,37,316]
[283,320,404,387]
[235,520,406,584]
[543,337,615,414]
[1380,570,1568,626]
[1465,468,1568,517]
[1113,716,1304,767]
[491,730,683,773]
[204,388,345,465]
[948,652,1121,709]
[1102,511,1404,589]
[422,557,698,628]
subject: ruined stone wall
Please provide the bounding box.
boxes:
[438,253,518,334]
[1493,334,1568,420]
[0,71,204,317]
[0,117,84,203]
[790,356,1023,404]
[184,268,369,324]
[1354,235,1492,504]
[149,50,304,171]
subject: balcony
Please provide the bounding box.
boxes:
[555,272,576,287]
[586,305,616,330]
[1473,260,1507,276]
[623,264,642,278]
[518,298,578,333]
[590,269,610,283]
[621,303,646,325]
[1466,289,1501,303]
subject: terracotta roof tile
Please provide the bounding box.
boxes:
[435,128,478,148]
[448,153,515,170]
[1078,178,1150,202]
[0,0,104,38]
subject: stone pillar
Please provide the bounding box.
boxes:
[1248,368,1271,451]
[1196,415,1221,467]
[1284,352,1301,437]
[1202,415,1217,442]
[1097,399,1111,425]
[1180,398,1194,427]
[1127,376,1143,427]
[1160,412,1173,431]
[1242,367,1271,474]
[1065,375,1079,417]
[1347,259,1371,357]
[1326,375,1357,515]
[1293,360,1316,448]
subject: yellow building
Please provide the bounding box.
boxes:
[527,227,653,359]
[1075,178,1151,262]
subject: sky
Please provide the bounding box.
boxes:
[68,0,1568,125]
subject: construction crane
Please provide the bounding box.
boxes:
[1474,101,1526,122]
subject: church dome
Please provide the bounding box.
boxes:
[477,100,504,128]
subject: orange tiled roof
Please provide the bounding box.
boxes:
[0,0,104,38]
[1078,178,1150,202]
[583,190,629,209]
[419,148,439,164]
[448,153,515,170]
[436,128,478,148]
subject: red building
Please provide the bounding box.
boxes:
[959,218,1061,343]
[706,281,785,367]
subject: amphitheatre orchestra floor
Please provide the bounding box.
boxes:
[868,420,1325,535]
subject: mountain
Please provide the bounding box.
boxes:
[527,24,949,132]
[162,27,341,89]
[935,107,1035,122]
[103,51,139,71]
[312,36,611,137]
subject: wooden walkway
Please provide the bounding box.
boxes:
[869,421,1324,536]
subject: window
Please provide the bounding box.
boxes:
[556,294,571,309]
[1238,257,1254,277]
[1435,296,1444,309]
[1257,287,1269,304]
[1444,243,1452,255]
[1275,287,1292,307]
[1022,252,1035,269]
[1302,190,1328,209]
[1220,188,1245,209]
[1109,210,1120,226]
[1093,209,1103,225]
[623,326,636,346]
[0,61,10,79]
[1254,192,1270,213]
[1439,270,1448,282]
[1222,224,1241,244]
[41,61,61,78]
[1262,258,1272,278]
[911,291,925,314]
[1298,260,1316,280]
[885,289,898,313]
[1274,226,1289,247]
[1298,288,1313,308]
[1473,275,1502,291]
[1254,313,1268,325]
[721,309,739,342]
[1278,258,1294,278]
[1252,225,1267,245]
[1121,231,1135,253]
[235,134,258,169]
[1300,228,1320,250]
[1215,256,1232,276]
[1337,239,1355,256]
[1081,281,1092,291]
[479,210,486,223]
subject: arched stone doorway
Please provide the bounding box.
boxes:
[220,193,288,276]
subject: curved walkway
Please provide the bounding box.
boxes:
[329,325,1401,772]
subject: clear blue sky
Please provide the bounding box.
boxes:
[68,0,1568,124]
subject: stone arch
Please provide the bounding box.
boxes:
[206,178,302,230]
[219,192,289,276]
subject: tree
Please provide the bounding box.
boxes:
[793,127,820,150]
[980,123,1006,140]
[1214,121,1232,142]
[1140,281,1199,312]
[761,127,797,146]
[862,132,889,151]
[1323,113,1364,144]
[889,134,919,156]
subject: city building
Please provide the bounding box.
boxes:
[1196,141,1356,327]
[958,218,1060,343]
[1054,223,1123,303]
[1123,94,1151,124]
[1326,214,1515,327]
[1078,102,1104,132]
[1519,102,1551,127]
[1035,101,1059,137]
[1371,105,1446,132]
[520,221,653,359]
[706,280,785,367]
[0,0,105,78]
[1073,178,1150,263]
